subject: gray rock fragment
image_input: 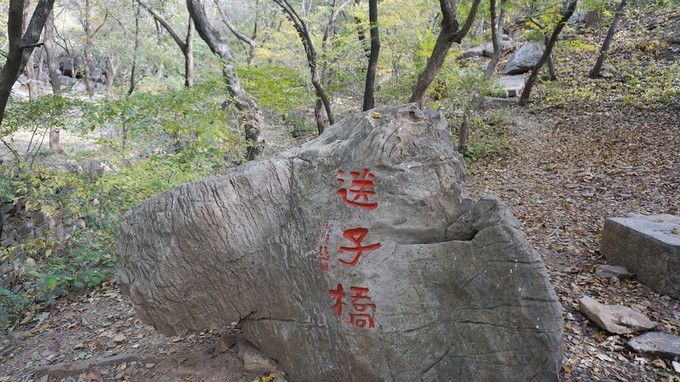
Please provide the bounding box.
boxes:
[628,332,680,358]
[578,296,655,334]
[504,41,545,74]
[594,264,633,280]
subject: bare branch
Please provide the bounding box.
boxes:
[137,0,188,52]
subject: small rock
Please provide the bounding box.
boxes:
[594,265,633,280]
[628,332,680,358]
[95,352,140,367]
[238,340,279,374]
[214,334,238,354]
[578,296,655,334]
[672,360,680,373]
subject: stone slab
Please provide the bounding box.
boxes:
[601,214,680,298]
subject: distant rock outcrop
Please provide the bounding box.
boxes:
[504,41,545,74]
[117,104,564,381]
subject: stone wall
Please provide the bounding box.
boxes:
[1,200,85,288]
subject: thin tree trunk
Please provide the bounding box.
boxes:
[0,0,55,127]
[214,0,258,65]
[36,47,44,82]
[137,0,195,87]
[314,98,327,135]
[187,0,265,160]
[271,0,335,127]
[185,17,195,87]
[318,0,352,133]
[589,0,628,78]
[106,55,117,98]
[546,51,556,79]
[23,0,39,100]
[519,0,578,106]
[362,0,379,111]
[410,0,483,107]
[485,0,506,76]
[127,2,141,96]
[44,9,60,94]
[83,0,94,97]
[459,111,471,155]
[47,9,63,153]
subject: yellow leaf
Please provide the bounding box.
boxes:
[371,112,381,119]
[562,364,573,373]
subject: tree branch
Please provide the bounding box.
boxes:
[137,0,187,52]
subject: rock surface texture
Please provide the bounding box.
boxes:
[504,41,545,75]
[117,104,563,382]
[601,214,680,299]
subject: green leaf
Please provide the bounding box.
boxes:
[44,275,58,291]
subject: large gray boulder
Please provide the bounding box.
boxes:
[117,104,563,382]
[601,214,680,298]
[504,41,545,75]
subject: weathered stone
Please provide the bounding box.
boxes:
[117,104,563,382]
[494,75,526,98]
[482,41,513,57]
[238,340,280,374]
[504,41,545,75]
[578,296,655,334]
[594,264,633,280]
[601,214,680,298]
[95,353,141,366]
[33,211,48,226]
[627,332,680,358]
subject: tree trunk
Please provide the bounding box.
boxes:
[185,17,195,87]
[23,0,39,100]
[485,0,506,76]
[187,0,265,160]
[44,9,60,94]
[271,0,335,128]
[0,0,55,127]
[546,49,556,80]
[127,2,142,96]
[314,98,328,135]
[106,55,118,98]
[519,0,577,106]
[215,0,258,66]
[362,0,379,111]
[589,0,628,78]
[458,112,471,155]
[83,0,94,97]
[48,10,63,155]
[410,0,483,107]
[137,0,195,87]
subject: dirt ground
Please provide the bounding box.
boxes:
[0,104,678,381]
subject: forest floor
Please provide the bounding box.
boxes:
[1,101,678,382]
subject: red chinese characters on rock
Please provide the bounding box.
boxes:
[325,167,381,329]
[317,221,331,271]
[339,228,381,266]
[328,283,376,329]
[337,169,378,210]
